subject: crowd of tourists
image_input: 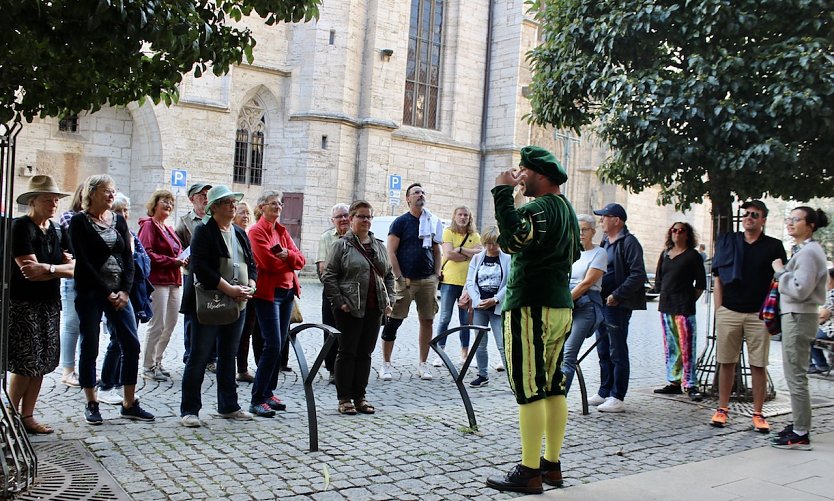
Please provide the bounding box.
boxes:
[6,147,832,495]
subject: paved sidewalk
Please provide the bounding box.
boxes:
[526,432,834,501]
[25,281,834,499]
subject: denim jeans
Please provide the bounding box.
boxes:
[100,321,123,391]
[180,310,246,416]
[252,288,294,405]
[182,311,194,364]
[595,305,632,401]
[437,284,470,349]
[473,309,505,378]
[60,278,81,369]
[562,295,602,393]
[810,328,831,369]
[75,288,140,389]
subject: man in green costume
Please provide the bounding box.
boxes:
[486,146,581,494]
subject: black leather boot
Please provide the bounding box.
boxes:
[486,464,543,494]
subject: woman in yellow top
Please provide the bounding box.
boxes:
[434,206,483,365]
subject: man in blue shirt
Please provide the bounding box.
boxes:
[379,183,443,381]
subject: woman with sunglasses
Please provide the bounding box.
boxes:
[770,207,829,450]
[652,222,706,401]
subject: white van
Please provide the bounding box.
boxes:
[370,215,450,246]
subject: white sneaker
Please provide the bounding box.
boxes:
[431,357,443,368]
[418,362,433,381]
[219,409,253,421]
[597,397,625,413]
[379,362,393,381]
[181,415,202,427]
[98,388,123,406]
[588,394,607,406]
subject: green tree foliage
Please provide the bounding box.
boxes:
[0,0,320,124]
[526,0,834,224]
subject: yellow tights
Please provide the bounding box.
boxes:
[518,395,568,468]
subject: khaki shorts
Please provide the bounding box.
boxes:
[715,306,770,367]
[390,276,439,321]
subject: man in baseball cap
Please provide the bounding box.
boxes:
[176,182,212,365]
[587,202,647,414]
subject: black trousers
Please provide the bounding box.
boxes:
[333,308,383,401]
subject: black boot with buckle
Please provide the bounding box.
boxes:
[486,464,543,494]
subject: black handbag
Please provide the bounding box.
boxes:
[195,233,241,325]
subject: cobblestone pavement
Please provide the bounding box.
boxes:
[31,280,834,499]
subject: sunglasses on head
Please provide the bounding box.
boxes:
[742,211,762,220]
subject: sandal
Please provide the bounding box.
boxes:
[354,399,375,414]
[338,400,357,415]
[21,415,54,435]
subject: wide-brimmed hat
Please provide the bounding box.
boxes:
[16,175,70,205]
[203,185,244,222]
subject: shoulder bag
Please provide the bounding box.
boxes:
[195,232,241,325]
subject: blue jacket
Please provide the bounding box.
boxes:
[712,232,744,286]
[600,227,647,311]
[129,232,155,323]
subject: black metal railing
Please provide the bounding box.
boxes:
[1,121,38,497]
[429,325,491,431]
[287,323,341,452]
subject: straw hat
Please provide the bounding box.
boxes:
[16,175,70,205]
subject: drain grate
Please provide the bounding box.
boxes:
[638,387,834,417]
[14,440,129,501]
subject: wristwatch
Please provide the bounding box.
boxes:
[49,264,56,274]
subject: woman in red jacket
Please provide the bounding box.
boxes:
[138,189,185,381]
[248,190,306,417]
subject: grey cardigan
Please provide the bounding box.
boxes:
[778,240,827,314]
[322,230,395,318]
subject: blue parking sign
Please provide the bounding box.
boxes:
[388,174,402,191]
[171,169,187,188]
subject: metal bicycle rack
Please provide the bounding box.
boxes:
[2,121,38,498]
[429,325,491,431]
[287,323,341,452]
[573,338,601,416]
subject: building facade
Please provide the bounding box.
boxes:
[10,0,717,272]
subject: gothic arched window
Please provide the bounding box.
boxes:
[233,99,265,186]
[403,0,444,130]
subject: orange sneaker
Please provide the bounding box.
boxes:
[752,413,770,433]
[711,407,729,427]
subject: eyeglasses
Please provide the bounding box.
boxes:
[742,211,762,220]
[100,188,116,196]
[218,198,238,207]
[579,227,594,233]
[785,216,804,224]
[332,214,349,220]
[353,214,374,221]
[159,200,174,207]
[268,200,283,207]
[671,227,687,234]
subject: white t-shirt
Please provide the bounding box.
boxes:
[569,246,608,292]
